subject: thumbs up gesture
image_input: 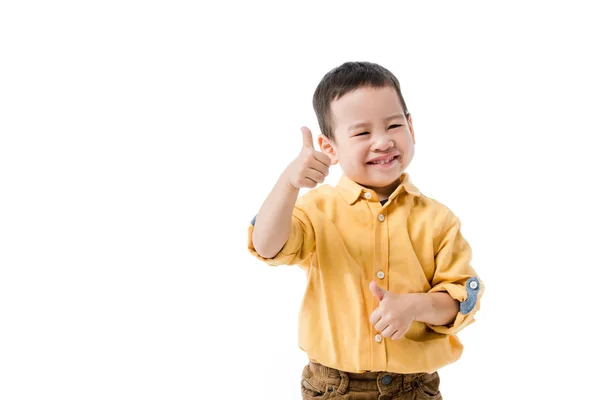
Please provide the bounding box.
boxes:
[369,281,417,341]
[284,127,332,190]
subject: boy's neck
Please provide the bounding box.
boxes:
[364,177,403,201]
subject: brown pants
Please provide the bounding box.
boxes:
[301,361,442,400]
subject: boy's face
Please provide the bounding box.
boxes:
[319,86,415,197]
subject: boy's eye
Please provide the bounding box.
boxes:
[354,132,369,137]
[389,124,402,129]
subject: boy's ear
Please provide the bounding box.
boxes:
[407,113,416,144]
[318,134,339,165]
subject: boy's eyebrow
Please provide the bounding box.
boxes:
[385,113,405,121]
[347,121,369,131]
[347,114,405,131]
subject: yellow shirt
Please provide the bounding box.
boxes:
[247,174,484,374]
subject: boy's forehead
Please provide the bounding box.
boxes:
[330,86,404,126]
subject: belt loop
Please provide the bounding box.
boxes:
[337,370,349,395]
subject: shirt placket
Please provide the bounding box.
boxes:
[370,199,389,372]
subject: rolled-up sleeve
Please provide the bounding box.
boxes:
[427,211,484,335]
[247,205,315,267]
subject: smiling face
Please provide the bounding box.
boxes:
[318,85,416,199]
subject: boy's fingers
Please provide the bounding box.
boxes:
[301,127,314,149]
[309,157,329,176]
[306,168,326,184]
[369,309,381,325]
[374,319,388,332]
[299,178,318,188]
[314,151,332,168]
[381,326,396,338]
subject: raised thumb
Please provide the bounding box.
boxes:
[300,126,314,149]
[369,281,386,301]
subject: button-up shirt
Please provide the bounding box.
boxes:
[247,174,484,373]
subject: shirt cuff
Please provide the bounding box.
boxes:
[247,218,302,266]
[426,277,483,335]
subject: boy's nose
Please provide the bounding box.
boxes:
[373,137,394,151]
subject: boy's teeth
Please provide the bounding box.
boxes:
[373,156,394,164]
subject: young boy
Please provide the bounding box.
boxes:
[248,61,483,399]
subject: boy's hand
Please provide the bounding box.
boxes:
[284,127,331,190]
[369,281,418,340]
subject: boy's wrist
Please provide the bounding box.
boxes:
[279,169,301,193]
[410,292,460,326]
[410,293,431,323]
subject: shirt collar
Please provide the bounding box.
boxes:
[336,173,421,205]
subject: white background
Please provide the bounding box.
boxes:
[1,1,599,399]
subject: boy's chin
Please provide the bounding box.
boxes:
[373,171,404,183]
[359,175,403,190]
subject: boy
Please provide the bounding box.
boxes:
[248,62,483,399]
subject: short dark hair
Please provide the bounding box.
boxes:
[312,61,409,140]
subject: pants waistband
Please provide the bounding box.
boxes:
[305,361,438,395]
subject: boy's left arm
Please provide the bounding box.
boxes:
[418,209,484,335]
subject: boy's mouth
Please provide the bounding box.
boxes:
[366,154,400,165]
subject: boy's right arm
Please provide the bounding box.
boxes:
[252,127,331,259]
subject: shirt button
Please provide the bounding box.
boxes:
[378,214,385,222]
[364,192,372,200]
[375,334,382,343]
[469,280,478,290]
[376,271,385,280]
